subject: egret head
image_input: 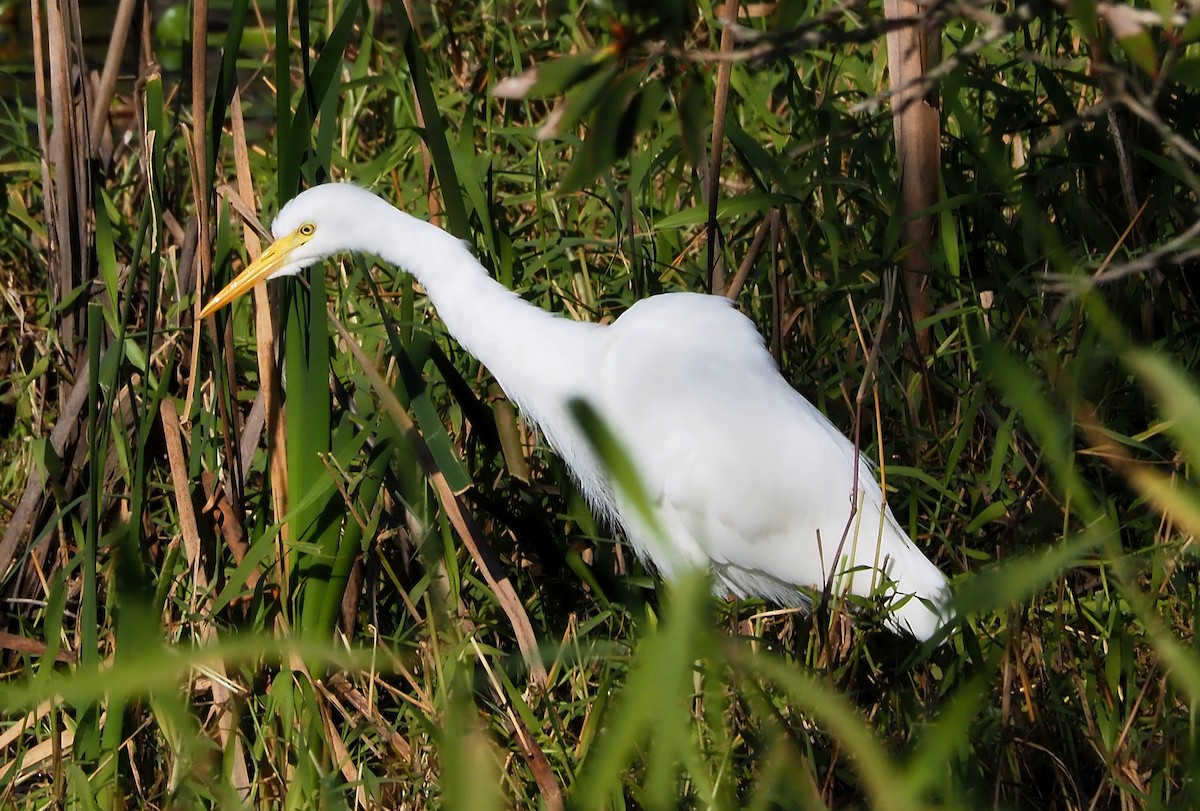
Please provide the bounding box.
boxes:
[198,184,385,318]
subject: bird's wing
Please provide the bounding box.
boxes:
[597,294,949,637]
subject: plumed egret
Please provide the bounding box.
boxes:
[200,183,953,641]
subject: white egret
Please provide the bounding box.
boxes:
[200,183,953,641]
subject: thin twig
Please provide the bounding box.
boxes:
[725,211,775,301]
[87,0,137,154]
[706,0,740,293]
[820,275,896,603]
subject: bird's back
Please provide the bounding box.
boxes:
[594,293,950,639]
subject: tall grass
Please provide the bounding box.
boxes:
[2,0,1199,807]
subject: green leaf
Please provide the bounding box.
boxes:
[675,78,708,168]
[630,81,668,137]
[726,119,790,191]
[542,66,621,141]
[954,532,1104,617]
[1126,349,1200,467]
[212,528,283,614]
[964,500,1008,534]
[572,571,713,809]
[653,193,798,230]
[1170,55,1200,88]
[1103,5,1159,76]
[567,398,668,557]
[31,437,63,481]
[557,70,643,195]
[1068,0,1099,37]
[521,51,611,99]
[1116,32,1159,76]
[1181,11,1200,43]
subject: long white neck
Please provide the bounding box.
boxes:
[371,208,605,446]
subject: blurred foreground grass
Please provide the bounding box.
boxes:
[2,0,1200,807]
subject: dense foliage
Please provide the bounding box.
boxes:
[2,0,1199,807]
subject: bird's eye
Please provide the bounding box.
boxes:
[299,223,316,236]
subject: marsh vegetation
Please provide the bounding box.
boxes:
[2,0,1200,807]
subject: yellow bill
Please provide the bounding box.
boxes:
[198,228,311,319]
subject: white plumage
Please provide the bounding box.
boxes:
[200,183,954,641]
